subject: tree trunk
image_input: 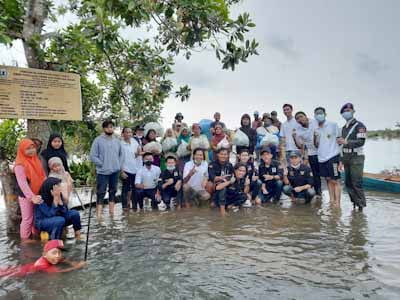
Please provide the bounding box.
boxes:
[1,0,50,234]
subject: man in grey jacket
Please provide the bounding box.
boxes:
[90,120,122,218]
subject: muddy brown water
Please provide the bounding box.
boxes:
[0,189,399,299]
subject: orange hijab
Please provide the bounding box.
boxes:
[15,139,46,194]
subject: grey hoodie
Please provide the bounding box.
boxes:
[90,134,122,175]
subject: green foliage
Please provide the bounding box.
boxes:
[1,0,258,160]
[69,160,96,187]
[0,120,26,161]
[0,0,24,45]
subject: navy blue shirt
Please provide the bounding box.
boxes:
[286,164,313,188]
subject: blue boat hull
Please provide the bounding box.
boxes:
[342,173,400,193]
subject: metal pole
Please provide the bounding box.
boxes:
[84,188,94,261]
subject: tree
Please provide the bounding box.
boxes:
[0,0,258,232]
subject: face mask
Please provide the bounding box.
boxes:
[136,134,143,139]
[341,111,354,121]
[144,160,152,166]
[105,131,113,136]
[166,165,175,171]
[315,114,325,122]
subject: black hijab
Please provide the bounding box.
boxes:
[39,177,62,207]
[239,114,257,153]
[41,133,69,172]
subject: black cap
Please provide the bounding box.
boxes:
[260,147,272,155]
[340,103,354,114]
[135,125,145,131]
[289,150,301,158]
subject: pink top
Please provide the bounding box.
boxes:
[15,165,35,200]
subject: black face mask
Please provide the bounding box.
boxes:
[144,160,153,166]
[105,131,113,136]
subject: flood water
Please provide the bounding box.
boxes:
[0,191,399,299]
[0,139,399,299]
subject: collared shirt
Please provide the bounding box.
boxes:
[135,165,161,189]
[342,118,367,153]
[121,138,140,174]
[208,160,234,182]
[258,160,283,184]
[280,117,301,151]
[296,119,318,156]
[226,177,246,198]
[183,160,209,191]
[287,164,313,187]
[160,168,182,192]
[315,120,341,163]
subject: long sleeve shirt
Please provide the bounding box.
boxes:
[15,165,35,200]
[90,134,122,175]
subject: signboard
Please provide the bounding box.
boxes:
[0,66,82,120]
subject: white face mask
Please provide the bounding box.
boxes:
[291,163,301,169]
[315,114,325,122]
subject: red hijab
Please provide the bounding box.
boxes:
[15,139,46,194]
[211,126,226,145]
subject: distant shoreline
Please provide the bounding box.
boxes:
[368,129,400,139]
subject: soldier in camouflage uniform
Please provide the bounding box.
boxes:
[337,103,367,211]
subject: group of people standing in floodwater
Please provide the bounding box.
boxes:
[12,101,367,243]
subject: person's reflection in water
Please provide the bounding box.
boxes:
[346,211,368,261]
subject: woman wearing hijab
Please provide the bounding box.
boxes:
[210,124,231,158]
[177,126,191,173]
[14,139,47,240]
[236,114,257,158]
[41,133,69,174]
[35,177,81,240]
[143,129,161,167]
[48,157,74,204]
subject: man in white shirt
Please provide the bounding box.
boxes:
[120,127,140,211]
[135,153,161,210]
[183,148,210,206]
[280,104,301,162]
[293,112,322,196]
[313,107,342,205]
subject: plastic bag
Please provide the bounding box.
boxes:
[144,122,164,137]
[190,135,210,150]
[256,127,268,136]
[260,133,279,146]
[199,119,213,140]
[177,140,191,157]
[217,137,230,149]
[143,141,162,153]
[162,137,178,152]
[232,129,249,147]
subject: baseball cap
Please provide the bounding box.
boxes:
[44,240,65,252]
[260,147,272,155]
[289,150,301,158]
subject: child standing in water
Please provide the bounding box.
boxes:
[0,240,86,277]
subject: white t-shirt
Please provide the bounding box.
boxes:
[135,165,161,189]
[315,120,341,163]
[296,119,318,156]
[183,160,208,191]
[280,117,301,151]
[121,138,140,174]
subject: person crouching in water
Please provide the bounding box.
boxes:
[160,156,183,209]
[257,147,283,204]
[0,240,86,277]
[283,150,316,203]
[214,163,250,216]
[237,148,260,204]
[135,152,161,211]
[35,177,82,240]
[207,148,234,209]
[183,148,211,207]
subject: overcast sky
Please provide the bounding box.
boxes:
[1,0,399,130]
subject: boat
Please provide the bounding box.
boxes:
[68,186,122,209]
[342,172,400,193]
